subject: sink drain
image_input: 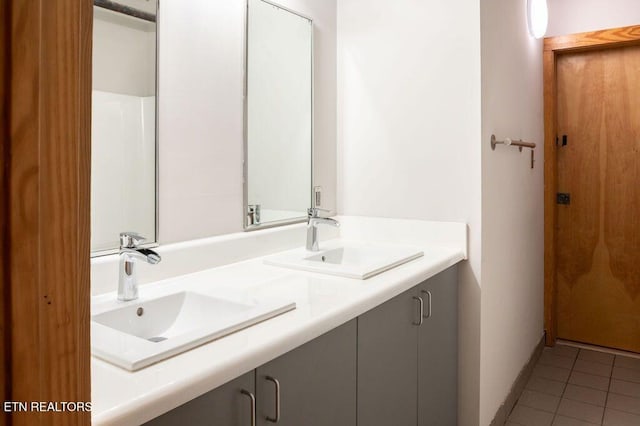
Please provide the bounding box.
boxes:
[147,336,167,343]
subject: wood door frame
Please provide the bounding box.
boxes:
[2,1,92,424]
[1,0,9,416]
[543,25,640,346]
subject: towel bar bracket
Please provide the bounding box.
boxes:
[490,134,537,169]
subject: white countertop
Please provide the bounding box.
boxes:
[91,216,467,425]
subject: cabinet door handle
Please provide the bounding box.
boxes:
[413,296,424,326]
[265,376,281,423]
[421,290,432,319]
[240,389,256,426]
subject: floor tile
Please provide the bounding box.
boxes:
[610,379,640,398]
[513,346,640,426]
[614,356,640,372]
[568,371,610,391]
[518,389,561,413]
[552,415,599,426]
[546,345,580,360]
[606,393,640,416]
[539,352,576,370]
[603,408,640,426]
[578,349,615,366]
[557,399,605,424]
[563,384,607,406]
[534,364,572,383]
[508,404,554,426]
[526,375,567,397]
[574,359,613,378]
[612,366,640,384]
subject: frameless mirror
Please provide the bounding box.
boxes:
[245,0,313,229]
[91,0,158,254]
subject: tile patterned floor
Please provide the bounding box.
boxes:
[506,344,640,426]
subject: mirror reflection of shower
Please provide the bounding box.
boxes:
[91,0,158,254]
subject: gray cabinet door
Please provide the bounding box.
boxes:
[144,371,255,426]
[357,287,419,426]
[256,320,357,426]
[418,266,458,426]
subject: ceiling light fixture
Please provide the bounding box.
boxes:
[527,0,548,39]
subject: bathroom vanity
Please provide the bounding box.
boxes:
[144,266,457,426]
[90,216,466,425]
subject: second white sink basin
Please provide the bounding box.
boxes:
[91,291,295,371]
[264,241,424,279]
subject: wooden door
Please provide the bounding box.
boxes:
[357,288,419,426]
[556,45,640,353]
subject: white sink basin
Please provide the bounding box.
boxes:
[264,241,424,279]
[91,291,295,371]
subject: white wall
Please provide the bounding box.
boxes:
[480,0,545,424]
[159,0,336,244]
[336,1,483,425]
[547,0,640,36]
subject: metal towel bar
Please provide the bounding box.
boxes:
[490,134,536,151]
[490,134,537,169]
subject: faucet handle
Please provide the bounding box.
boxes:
[119,232,146,249]
[307,207,331,218]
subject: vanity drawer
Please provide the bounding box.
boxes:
[144,372,255,426]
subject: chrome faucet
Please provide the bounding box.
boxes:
[306,208,339,252]
[247,204,261,226]
[118,232,161,301]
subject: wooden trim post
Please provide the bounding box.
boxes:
[3,1,93,424]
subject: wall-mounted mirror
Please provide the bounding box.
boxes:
[245,0,313,229]
[91,0,158,254]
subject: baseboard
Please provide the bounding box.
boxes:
[488,334,546,426]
